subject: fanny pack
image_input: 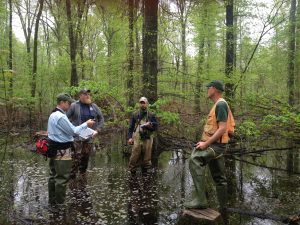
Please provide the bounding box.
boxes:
[47,139,73,158]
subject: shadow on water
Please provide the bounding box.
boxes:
[0,133,300,225]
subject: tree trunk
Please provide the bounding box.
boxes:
[79,34,85,80]
[295,0,300,105]
[31,0,44,98]
[8,0,13,97]
[66,0,78,87]
[287,0,296,106]
[225,0,235,103]
[194,39,204,113]
[178,0,188,95]
[142,0,158,104]
[127,0,135,107]
[107,36,112,86]
[181,16,187,93]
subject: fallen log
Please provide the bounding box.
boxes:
[227,208,300,224]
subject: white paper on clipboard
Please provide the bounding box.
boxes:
[79,127,95,140]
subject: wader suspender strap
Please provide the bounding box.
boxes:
[133,112,142,133]
[133,111,149,133]
[58,149,65,157]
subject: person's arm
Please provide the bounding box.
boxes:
[57,115,93,136]
[196,122,227,149]
[93,104,104,131]
[144,114,158,131]
[196,101,228,150]
[66,102,75,119]
[128,114,136,139]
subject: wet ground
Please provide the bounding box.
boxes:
[0,135,299,225]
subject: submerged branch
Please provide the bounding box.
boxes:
[227,207,300,224]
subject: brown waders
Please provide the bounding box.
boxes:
[70,141,93,182]
[48,149,72,204]
[129,119,153,172]
[184,144,228,209]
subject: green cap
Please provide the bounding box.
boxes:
[206,80,225,92]
[56,93,75,103]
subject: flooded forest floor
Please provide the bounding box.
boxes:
[0,129,300,225]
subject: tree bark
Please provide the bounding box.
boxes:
[8,0,13,97]
[127,0,135,107]
[295,0,300,105]
[31,0,44,98]
[194,39,204,113]
[177,0,188,94]
[142,0,158,104]
[287,0,296,106]
[225,0,235,103]
[66,0,78,87]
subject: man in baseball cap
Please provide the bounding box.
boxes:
[127,97,158,174]
[67,88,104,184]
[206,80,225,92]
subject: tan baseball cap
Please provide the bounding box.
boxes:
[139,97,148,103]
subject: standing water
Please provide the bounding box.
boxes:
[0,133,299,225]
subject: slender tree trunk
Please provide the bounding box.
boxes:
[107,36,112,86]
[127,0,135,107]
[194,39,204,113]
[134,0,140,71]
[181,16,187,93]
[79,34,85,79]
[295,0,300,105]
[225,0,235,103]
[142,0,158,103]
[31,0,44,98]
[66,0,78,87]
[8,0,13,97]
[287,0,296,106]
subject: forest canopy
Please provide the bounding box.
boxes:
[0,0,300,141]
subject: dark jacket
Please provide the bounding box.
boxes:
[67,100,104,132]
[128,110,158,139]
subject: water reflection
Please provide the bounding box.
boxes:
[127,171,159,225]
[0,135,300,225]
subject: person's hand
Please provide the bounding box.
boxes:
[128,138,134,145]
[92,131,98,138]
[195,141,208,150]
[86,119,95,127]
[143,122,152,128]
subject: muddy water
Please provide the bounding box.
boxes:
[0,135,299,225]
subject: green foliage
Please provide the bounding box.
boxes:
[260,111,300,137]
[67,80,122,101]
[150,99,180,125]
[236,120,260,138]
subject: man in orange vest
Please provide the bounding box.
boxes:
[184,80,233,210]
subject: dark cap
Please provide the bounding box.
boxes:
[206,80,225,92]
[57,93,75,103]
[79,88,91,94]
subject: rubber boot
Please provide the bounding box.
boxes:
[54,159,72,204]
[184,150,208,209]
[216,185,228,210]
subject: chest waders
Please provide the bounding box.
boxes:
[184,144,228,210]
[128,117,153,172]
[48,148,72,205]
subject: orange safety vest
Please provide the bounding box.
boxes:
[201,98,235,144]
